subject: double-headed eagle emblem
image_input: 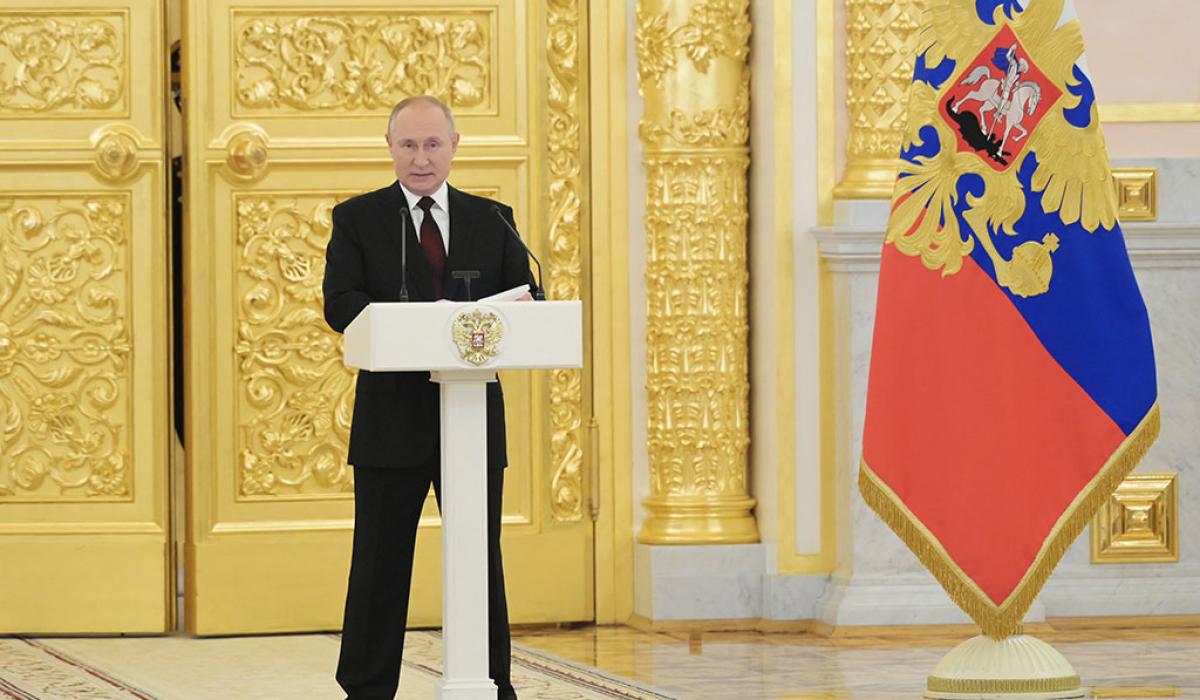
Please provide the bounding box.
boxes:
[451,308,504,366]
[891,0,1118,298]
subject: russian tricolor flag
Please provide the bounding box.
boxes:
[860,0,1159,639]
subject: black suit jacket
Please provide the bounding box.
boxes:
[322,181,534,470]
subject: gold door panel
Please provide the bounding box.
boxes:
[184,0,593,634]
[0,1,170,633]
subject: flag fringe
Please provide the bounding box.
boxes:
[859,403,1160,640]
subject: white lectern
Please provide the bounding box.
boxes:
[344,300,582,700]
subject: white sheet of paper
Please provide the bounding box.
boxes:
[480,285,530,302]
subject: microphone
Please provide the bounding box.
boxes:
[490,204,544,300]
[398,206,410,302]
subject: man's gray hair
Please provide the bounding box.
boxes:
[387,95,457,135]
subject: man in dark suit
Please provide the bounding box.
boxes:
[323,94,532,700]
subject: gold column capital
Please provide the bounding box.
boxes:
[635,0,758,545]
[636,0,751,150]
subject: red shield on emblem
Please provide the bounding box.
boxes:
[471,331,486,349]
[938,25,1062,172]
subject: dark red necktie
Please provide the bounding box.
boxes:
[416,196,446,298]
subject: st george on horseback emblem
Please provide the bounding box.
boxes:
[939,26,1062,170]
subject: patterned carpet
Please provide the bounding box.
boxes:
[0,631,676,700]
[8,625,1197,699]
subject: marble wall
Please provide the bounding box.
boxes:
[636,169,1200,627]
[1041,210,1200,617]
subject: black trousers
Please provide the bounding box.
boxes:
[337,462,515,700]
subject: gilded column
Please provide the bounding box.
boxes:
[834,0,923,199]
[635,0,758,544]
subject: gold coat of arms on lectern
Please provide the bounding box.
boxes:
[451,308,504,366]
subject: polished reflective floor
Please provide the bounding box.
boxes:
[513,624,1200,699]
[2,624,1197,698]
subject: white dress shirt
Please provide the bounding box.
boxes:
[399,181,450,254]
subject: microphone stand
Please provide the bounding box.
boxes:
[451,270,481,301]
[398,207,410,302]
[490,204,545,300]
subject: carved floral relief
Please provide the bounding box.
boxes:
[234,12,491,114]
[0,14,125,115]
[0,196,132,499]
[234,194,354,498]
[546,0,584,522]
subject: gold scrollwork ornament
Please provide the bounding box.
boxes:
[546,0,586,523]
[234,13,490,113]
[451,308,504,367]
[634,0,751,89]
[0,15,125,115]
[234,194,355,498]
[0,195,132,499]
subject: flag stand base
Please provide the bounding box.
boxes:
[924,634,1085,699]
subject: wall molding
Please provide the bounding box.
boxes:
[1123,223,1200,268]
[814,223,1200,273]
[811,226,883,272]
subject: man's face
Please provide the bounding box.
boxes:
[386,103,460,196]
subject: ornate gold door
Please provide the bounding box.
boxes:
[182,0,594,633]
[0,1,172,632]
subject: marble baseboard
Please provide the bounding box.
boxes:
[634,543,766,620]
[810,560,1200,627]
[631,538,1196,624]
[634,544,835,622]
[761,574,829,621]
[815,572,1047,627]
